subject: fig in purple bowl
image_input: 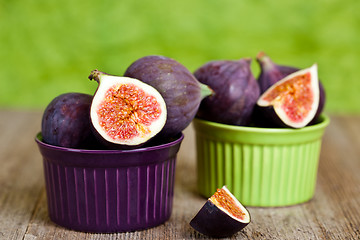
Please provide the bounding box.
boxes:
[88,70,167,149]
[124,55,212,138]
[41,92,98,149]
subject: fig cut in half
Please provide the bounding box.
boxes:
[190,186,250,238]
[89,70,167,148]
[257,64,319,128]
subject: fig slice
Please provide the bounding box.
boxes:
[190,186,251,238]
[257,64,319,128]
[89,70,167,148]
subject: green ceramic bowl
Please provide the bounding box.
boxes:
[193,115,330,207]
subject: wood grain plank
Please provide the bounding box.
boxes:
[1,112,360,239]
[314,116,360,239]
[0,110,44,240]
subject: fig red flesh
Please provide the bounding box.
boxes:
[209,187,247,221]
[97,84,162,141]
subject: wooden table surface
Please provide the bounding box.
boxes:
[1,110,359,240]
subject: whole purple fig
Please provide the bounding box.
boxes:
[194,58,260,126]
[124,55,212,138]
[256,52,326,122]
[41,93,98,149]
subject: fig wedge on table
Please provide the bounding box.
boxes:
[190,186,251,238]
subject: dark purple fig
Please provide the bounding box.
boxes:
[256,52,326,122]
[88,70,167,149]
[124,55,212,138]
[41,93,98,149]
[190,186,251,238]
[257,64,320,128]
[194,58,260,126]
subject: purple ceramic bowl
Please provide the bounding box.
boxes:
[35,133,184,233]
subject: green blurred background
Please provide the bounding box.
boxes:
[1,0,359,113]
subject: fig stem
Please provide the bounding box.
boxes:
[256,51,275,72]
[199,82,214,100]
[256,51,266,61]
[88,69,102,83]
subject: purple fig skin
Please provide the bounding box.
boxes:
[190,200,250,238]
[89,133,143,150]
[194,58,260,126]
[256,52,326,125]
[41,93,99,149]
[124,55,212,138]
[252,105,291,128]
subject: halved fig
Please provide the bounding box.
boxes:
[257,64,319,128]
[256,51,326,124]
[190,186,250,238]
[89,70,167,148]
